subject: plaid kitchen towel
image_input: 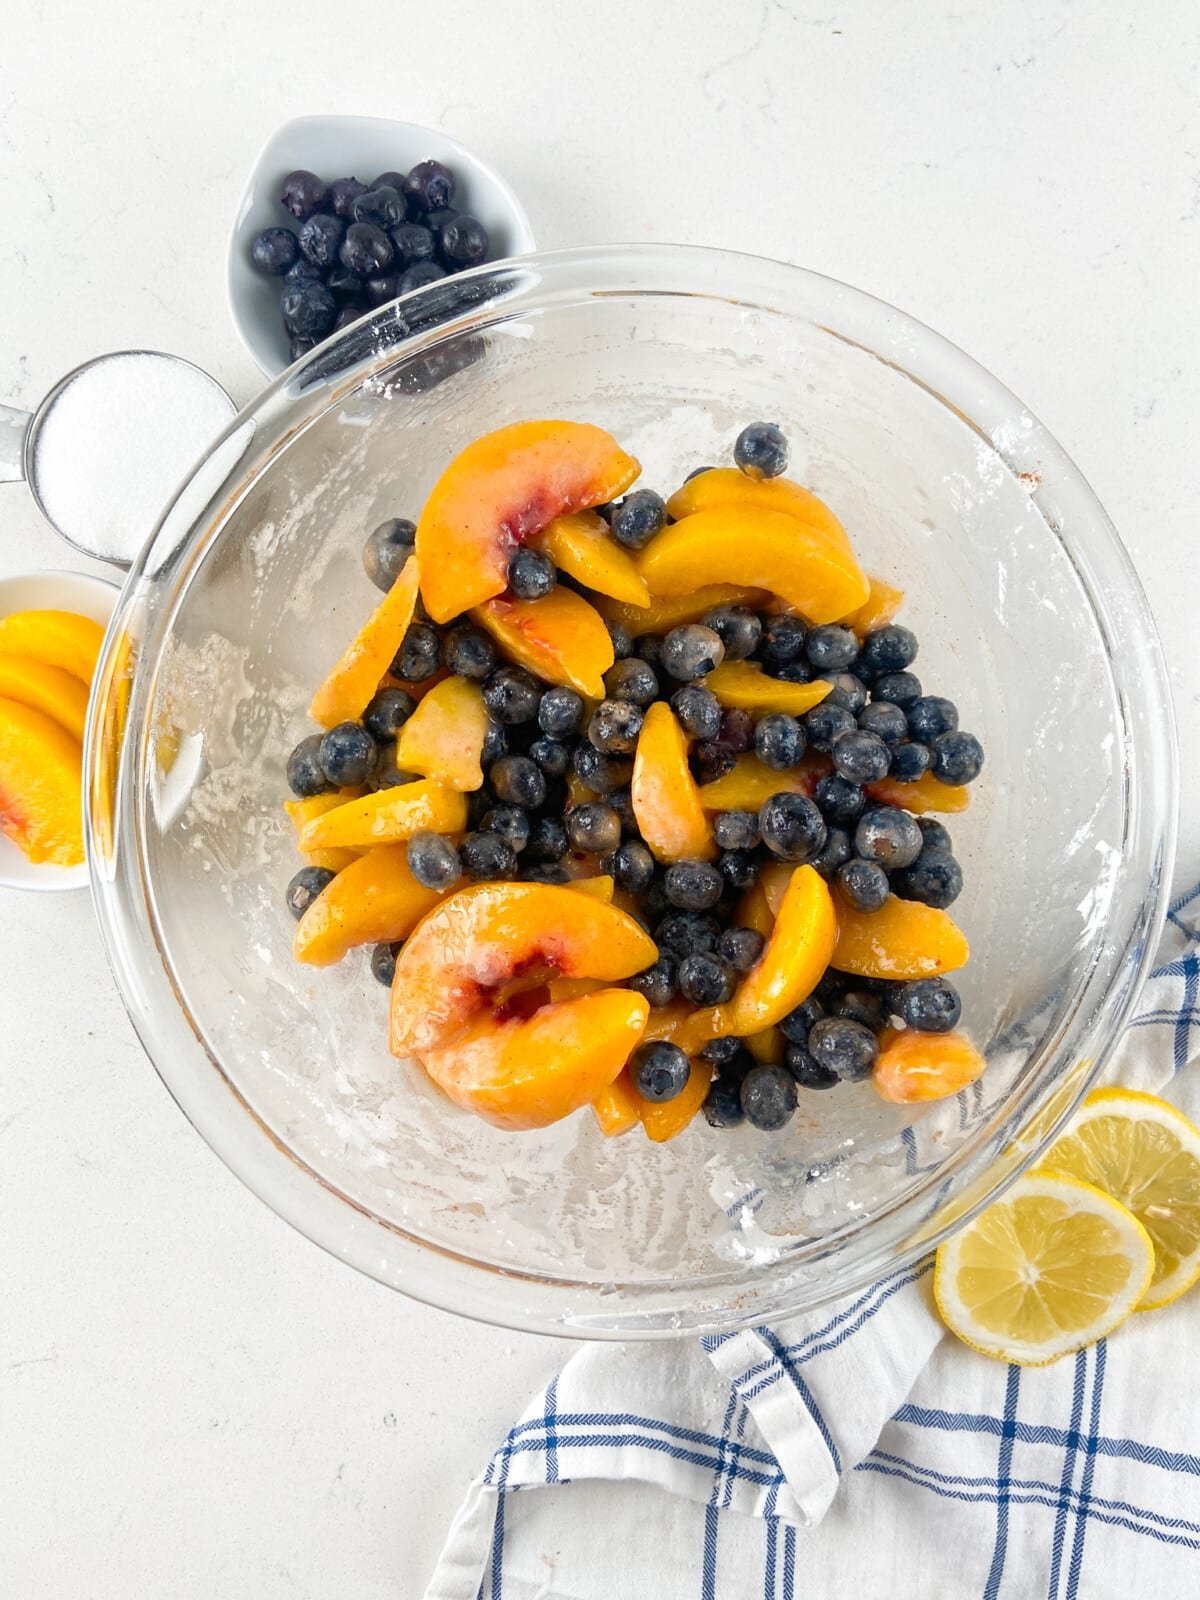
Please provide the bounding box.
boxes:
[426,883,1200,1600]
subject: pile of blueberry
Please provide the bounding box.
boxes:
[251,161,491,361]
[284,422,984,1135]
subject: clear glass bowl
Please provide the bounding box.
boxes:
[86,245,1177,1337]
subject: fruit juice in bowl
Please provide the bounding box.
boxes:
[85,245,1173,1336]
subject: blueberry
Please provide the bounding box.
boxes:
[364,271,399,306]
[858,701,908,744]
[529,736,570,777]
[394,621,441,682]
[805,625,858,672]
[837,989,890,1032]
[419,205,459,237]
[718,926,765,972]
[854,806,924,869]
[664,859,724,911]
[809,1017,879,1081]
[490,755,546,809]
[895,977,962,1032]
[604,657,658,707]
[779,996,825,1045]
[889,741,932,781]
[286,864,335,918]
[352,185,406,231]
[286,733,331,797]
[363,516,416,590]
[759,792,827,862]
[812,825,853,878]
[654,911,720,957]
[712,810,759,850]
[831,729,891,783]
[814,772,865,827]
[758,614,807,665]
[703,1077,747,1127]
[734,422,788,481]
[572,742,632,794]
[460,831,517,881]
[700,1034,745,1066]
[754,713,805,770]
[481,720,508,764]
[785,1047,839,1090]
[607,838,655,893]
[703,605,761,661]
[804,701,857,752]
[523,862,571,885]
[860,625,918,676]
[566,801,622,854]
[507,547,557,599]
[740,1064,798,1128]
[769,661,815,683]
[679,951,736,1006]
[588,699,643,754]
[907,695,958,743]
[610,489,666,550]
[872,671,923,709]
[604,619,634,661]
[918,817,952,851]
[931,731,984,785]
[891,846,963,909]
[661,625,724,682]
[440,213,489,266]
[289,336,316,362]
[329,177,368,218]
[719,708,755,753]
[664,685,717,742]
[280,281,336,339]
[339,222,393,277]
[363,688,416,742]
[718,848,760,892]
[398,262,447,293]
[403,159,456,213]
[633,634,664,672]
[372,170,410,195]
[824,671,867,714]
[333,304,366,333]
[484,667,541,724]
[480,804,531,854]
[439,623,495,680]
[390,221,436,265]
[284,257,323,286]
[633,1040,691,1101]
[836,857,890,912]
[370,942,399,986]
[279,169,329,219]
[537,685,584,737]
[628,954,678,1008]
[328,265,366,301]
[319,721,376,786]
[690,742,736,785]
[525,815,569,864]
[298,212,345,268]
[372,743,418,789]
[251,227,299,275]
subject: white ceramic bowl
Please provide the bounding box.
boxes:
[227,113,535,377]
[0,569,120,893]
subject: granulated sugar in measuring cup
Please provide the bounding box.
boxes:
[1,351,236,566]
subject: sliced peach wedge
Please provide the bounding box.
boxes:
[309,559,420,729]
[697,752,829,812]
[718,865,836,1035]
[641,1059,713,1143]
[833,896,969,980]
[631,701,715,863]
[639,507,868,623]
[536,511,650,608]
[394,675,488,791]
[873,1029,985,1104]
[298,779,466,851]
[596,585,768,635]
[473,588,613,699]
[591,1069,643,1137]
[292,844,446,966]
[0,652,90,741]
[867,772,969,815]
[665,467,856,561]
[844,575,905,635]
[0,696,84,865]
[284,791,363,873]
[702,661,831,718]
[416,421,641,623]
[0,609,104,685]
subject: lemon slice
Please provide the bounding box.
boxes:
[934,1172,1154,1365]
[1040,1087,1200,1310]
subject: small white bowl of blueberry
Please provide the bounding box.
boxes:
[228,114,535,376]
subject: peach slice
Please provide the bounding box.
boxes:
[638,507,869,623]
[703,661,831,718]
[698,752,829,812]
[641,1058,713,1142]
[758,861,795,918]
[873,1028,986,1104]
[0,609,104,685]
[591,1069,643,1137]
[0,696,84,865]
[380,666,449,702]
[596,585,769,635]
[419,988,650,1131]
[631,701,716,863]
[832,896,969,980]
[389,882,658,1057]
[292,844,446,966]
[640,998,721,1056]
[284,791,364,873]
[566,874,615,903]
[866,773,969,815]
[298,779,467,851]
[721,866,836,1034]
[416,421,641,623]
[736,880,776,941]
[746,1026,783,1064]
[473,588,613,699]
[0,653,90,741]
[394,675,488,791]
[844,575,905,635]
[537,511,650,608]
[309,560,421,729]
[665,467,855,560]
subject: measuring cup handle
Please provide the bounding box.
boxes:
[0,403,31,484]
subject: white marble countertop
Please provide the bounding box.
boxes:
[2,3,1198,1594]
